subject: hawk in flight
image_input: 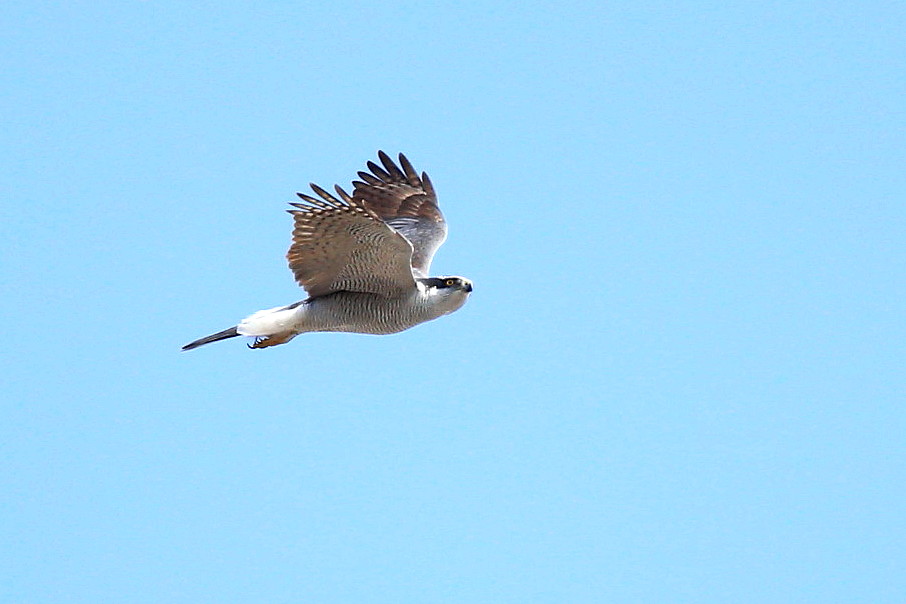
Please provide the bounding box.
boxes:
[183,151,473,350]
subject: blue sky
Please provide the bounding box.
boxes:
[2,1,904,602]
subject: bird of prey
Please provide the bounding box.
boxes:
[182,151,473,351]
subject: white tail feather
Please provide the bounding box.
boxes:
[237,305,301,337]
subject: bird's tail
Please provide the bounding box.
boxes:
[181,326,240,351]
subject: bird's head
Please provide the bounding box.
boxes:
[418,276,473,314]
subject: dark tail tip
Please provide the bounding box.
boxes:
[181,326,239,351]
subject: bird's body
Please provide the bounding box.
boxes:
[183,152,472,351]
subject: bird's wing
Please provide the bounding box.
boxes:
[286,184,416,298]
[352,151,448,278]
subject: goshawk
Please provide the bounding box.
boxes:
[183,151,472,350]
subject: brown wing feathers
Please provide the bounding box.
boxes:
[286,182,414,298]
[353,151,443,223]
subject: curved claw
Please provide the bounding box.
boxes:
[247,333,295,349]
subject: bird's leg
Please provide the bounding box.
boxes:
[248,332,295,349]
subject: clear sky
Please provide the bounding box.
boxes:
[2,1,904,602]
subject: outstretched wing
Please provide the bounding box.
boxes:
[352,151,448,278]
[286,184,416,298]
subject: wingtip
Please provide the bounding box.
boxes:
[356,171,381,186]
[334,184,352,202]
[421,171,435,194]
[367,160,391,181]
[378,152,405,179]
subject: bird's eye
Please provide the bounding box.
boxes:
[445,279,455,286]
